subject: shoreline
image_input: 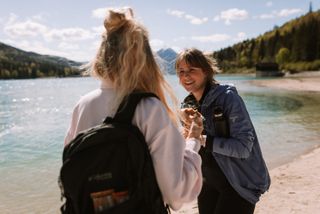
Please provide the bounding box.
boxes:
[254,145,320,213]
[173,72,320,213]
[173,145,320,214]
[252,71,320,213]
[249,71,320,92]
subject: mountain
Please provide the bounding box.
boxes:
[0,42,83,79]
[156,48,177,74]
[213,10,320,73]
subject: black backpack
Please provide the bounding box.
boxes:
[58,92,169,214]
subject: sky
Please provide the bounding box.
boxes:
[0,0,318,62]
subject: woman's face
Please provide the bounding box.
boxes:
[177,59,207,100]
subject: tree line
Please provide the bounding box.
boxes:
[0,60,80,79]
[0,43,82,79]
[213,10,320,73]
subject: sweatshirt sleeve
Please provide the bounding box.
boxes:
[133,97,203,211]
[212,90,255,159]
[64,104,80,146]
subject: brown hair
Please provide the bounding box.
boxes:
[175,48,220,83]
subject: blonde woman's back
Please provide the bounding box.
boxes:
[63,7,204,213]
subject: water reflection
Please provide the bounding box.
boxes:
[243,93,304,116]
[240,90,320,168]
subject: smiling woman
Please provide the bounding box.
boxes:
[175,48,270,214]
[177,62,208,100]
[176,48,220,100]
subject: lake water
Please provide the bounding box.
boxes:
[1,75,320,213]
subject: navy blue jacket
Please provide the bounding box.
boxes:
[200,84,270,204]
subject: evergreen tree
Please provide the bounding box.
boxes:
[276,48,290,65]
[258,39,266,61]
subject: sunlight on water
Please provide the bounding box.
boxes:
[0,75,320,212]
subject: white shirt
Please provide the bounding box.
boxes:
[64,80,202,210]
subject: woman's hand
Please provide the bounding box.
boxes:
[180,108,202,128]
[180,108,205,146]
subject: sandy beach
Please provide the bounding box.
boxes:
[172,71,320,214]
[172,146,320,214]
[250,71,320,92]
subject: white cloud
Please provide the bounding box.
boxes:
[150,39,165,50]
[266,1,273,7]
[167,9,208,25]
[1,13,99,61]
[215,8,249,25]
[170,46,182,53]
[31,13,49,22]
[185,14,208,25]
[173,36,188,42]
[4,19,47,38]
[3,14,96,43]
[149,39,181,52]
[278,9,303,17]
[92,7,109,19]
[92,6,132,19]
[91,41,101,51]
[191,34,231,42]
[92,26,105,35]
[58,42,79,50]
[2,39,30,49]
[46,28,94,42]
[213,16,220,22]
[4,39,67,56]
[258,8,303,19]
[233,32,247,42]
[259,14,275,19]
[7,13,18,24]
[17,40,93,61]
[167,9,185,18]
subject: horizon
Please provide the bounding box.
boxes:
[0,0,318,62]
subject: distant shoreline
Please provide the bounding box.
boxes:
[249,71,320,92]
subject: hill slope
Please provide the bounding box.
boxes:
[213,10,320,73]
[0,42,83,79]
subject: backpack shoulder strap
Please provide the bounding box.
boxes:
[104,92,158,124]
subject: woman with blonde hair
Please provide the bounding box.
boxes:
[64,7,203,212]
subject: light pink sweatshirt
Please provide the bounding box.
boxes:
[64,81,202,210]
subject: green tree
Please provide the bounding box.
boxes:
[276,48,290,65]
[258,39,266,61]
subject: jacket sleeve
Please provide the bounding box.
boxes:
[212,90,255,159]
[133,97,202,211]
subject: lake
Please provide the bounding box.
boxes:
[1,75,320,213]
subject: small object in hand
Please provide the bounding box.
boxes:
[180,108,204,129]
[180,109,205,145]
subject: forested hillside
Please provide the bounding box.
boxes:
[213,10,320,73]
[0,42,82,79]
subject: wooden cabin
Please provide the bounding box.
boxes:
[255,63,285,77]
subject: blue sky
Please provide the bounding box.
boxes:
[0,0,318,62]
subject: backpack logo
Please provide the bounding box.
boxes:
[88,172,113,182]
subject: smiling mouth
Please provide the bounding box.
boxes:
[185,81,194,86]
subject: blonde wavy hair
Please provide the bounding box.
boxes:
[90,7,178,122]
